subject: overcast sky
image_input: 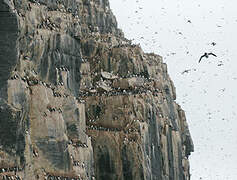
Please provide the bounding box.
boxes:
[109,0,237,179]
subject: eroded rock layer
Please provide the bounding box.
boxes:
[0,0,194,179]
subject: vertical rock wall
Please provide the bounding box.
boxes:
[0,0,193,179]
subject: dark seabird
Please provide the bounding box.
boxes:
[199,52,217,63]
[211,42,216,46]
[181,69,191,74]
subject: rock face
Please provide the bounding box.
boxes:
[0,0,194,179]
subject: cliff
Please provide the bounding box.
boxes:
[0,0,194,179]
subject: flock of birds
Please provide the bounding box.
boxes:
[110,0,237,179]
[117,1,224,77]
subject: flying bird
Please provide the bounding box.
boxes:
[181,69,191,74]
[198,52,217,63]
[211,42,216,46]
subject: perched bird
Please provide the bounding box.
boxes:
[199,52,217,63]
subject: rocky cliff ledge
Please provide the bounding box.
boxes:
[0,0,194,179]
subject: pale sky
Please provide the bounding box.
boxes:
[109,0,237,179]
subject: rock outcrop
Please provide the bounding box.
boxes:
[0,0,194,179]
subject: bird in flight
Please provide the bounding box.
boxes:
[211,42,216,46]
[181,69,191,74]
[198,52,217,63]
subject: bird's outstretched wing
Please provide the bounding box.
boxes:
[181,69,191,74]
[198,55,205,63]
[208,53,217,57]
